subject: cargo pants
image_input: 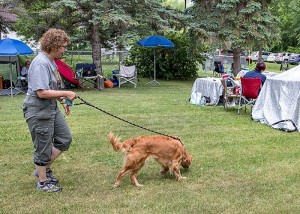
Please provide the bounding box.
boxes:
[22,95,72,166]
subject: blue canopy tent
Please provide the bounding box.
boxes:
[0,38,33,97]
[136,35,175,85]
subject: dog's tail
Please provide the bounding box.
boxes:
[109,132,124,152]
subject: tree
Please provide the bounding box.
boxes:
[0,0,19,39]
[15,0,185,87]
[14,0,79,44]
[162,0,193,10]
[188,0,279,76]
[270,0,300,52]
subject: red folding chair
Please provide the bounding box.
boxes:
[238,77,262,114]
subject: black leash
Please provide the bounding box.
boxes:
[271,119,298,132]
[73,96,183,145]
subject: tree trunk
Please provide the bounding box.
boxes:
[258,46,263,61]
[91,23,104,89]
[118,24,125,66]
[232,47,241,76]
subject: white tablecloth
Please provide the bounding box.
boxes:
[252,66,300,131]
[262,71,279,78]
[237,69,278,78]
[191,77,223,105]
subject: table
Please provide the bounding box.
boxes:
[237,69,278,78]
[191,77,223,105]
[262,71,278,78]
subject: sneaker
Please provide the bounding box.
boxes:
[34,168,59,185]
[37,180,62,192]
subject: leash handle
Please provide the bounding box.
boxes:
[66,99,73,106]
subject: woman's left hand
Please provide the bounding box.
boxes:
[62,103,71,115]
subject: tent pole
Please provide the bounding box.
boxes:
[154,48,156,81]
[9,63,13,97]
[145,48,160,85]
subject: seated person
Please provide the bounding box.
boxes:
[213,61,224,74]
[243,61,267,85]
[21,59,31,78]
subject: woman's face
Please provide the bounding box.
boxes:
[53,43,68,59]
[26,61,31,68]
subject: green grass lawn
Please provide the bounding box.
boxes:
[1,77,300,213]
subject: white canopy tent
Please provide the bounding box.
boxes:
[252,65,300,132]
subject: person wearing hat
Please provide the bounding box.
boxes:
[243,61,267,85]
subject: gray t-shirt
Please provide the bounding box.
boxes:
[27,52,62,96]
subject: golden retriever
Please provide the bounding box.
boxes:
[109,132,192,187]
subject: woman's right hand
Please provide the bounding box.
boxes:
[65,91,77,101]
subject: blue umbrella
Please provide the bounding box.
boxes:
[0,38,33,97]
[136,35,175,48]
[136,35,174,85]
[0,38,33,55]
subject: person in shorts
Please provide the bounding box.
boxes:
[22,28,77,192]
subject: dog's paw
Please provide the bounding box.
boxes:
[133,183,143,187]
[113,183,120,188]
[178,176,187,180]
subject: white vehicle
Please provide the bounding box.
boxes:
[251,51,271,62]
[266,53,277,63]
[275,52,292,63]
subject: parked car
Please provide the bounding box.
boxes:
[275,52,292,63]
[251,51,272,62]
[266,53,277,63]
[288,54,300,65]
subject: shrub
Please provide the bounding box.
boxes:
[126,32,205,80]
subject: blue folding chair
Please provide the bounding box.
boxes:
[75,63,98,91]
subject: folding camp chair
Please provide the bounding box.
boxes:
[221,78,241,111]
[15,65,27,89]
[237,77,262,114]
[75,63,98,91]
[117,65,137,88]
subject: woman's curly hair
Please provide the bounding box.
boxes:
[39,28,70,53]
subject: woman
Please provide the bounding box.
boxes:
[22,28,77,192]
[21,59,31,77]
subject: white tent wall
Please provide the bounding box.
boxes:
[252,65,300,132]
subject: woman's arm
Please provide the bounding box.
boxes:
[36,89,77,101]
